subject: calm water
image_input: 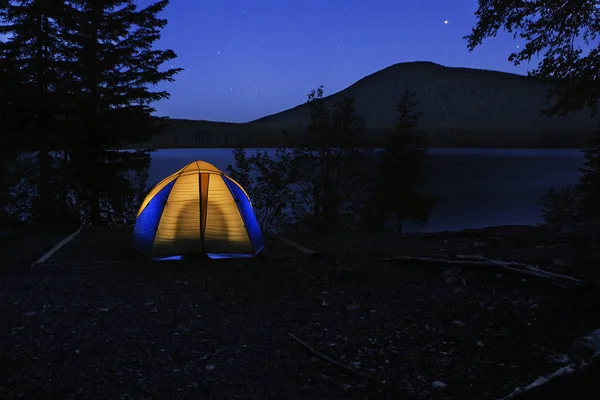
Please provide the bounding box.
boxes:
[149,148,585,233]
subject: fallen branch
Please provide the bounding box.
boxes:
[31,226,83,266]
[41,260,133,267]
[287,332,412,398]
[381,254,587,288]
[499,329,600,399]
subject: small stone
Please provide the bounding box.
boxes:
[23,311,36,317]
[431,381,447,389]
[452,320,465,327]
[205,364,216,371]
[473,241,486,249]
[561,226,576,234]
[346,304,360,312]
[495,273,504,279]
[310,357,319,363]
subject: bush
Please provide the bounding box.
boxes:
[226,147,299,233]
[537,185,581,224]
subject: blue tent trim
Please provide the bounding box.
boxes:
[222,175,265,255]
[133,179,177,255]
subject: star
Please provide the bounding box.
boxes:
[444,20,448,24]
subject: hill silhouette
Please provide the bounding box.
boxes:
[247,61,594,131]
[136,62,597,149]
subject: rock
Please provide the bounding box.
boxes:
[346,304,360,312]
[452,320,465,327]
[548,353,570,364]
[570,329,600,361]
[473,241,486,249]
[205,364,216,371]
[495,273,504,279]
[431,381,447,389]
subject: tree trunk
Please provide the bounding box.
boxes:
[35,9,52,223]
[87,3,102,226]
[89,150,101,225]
[37,147,52,222]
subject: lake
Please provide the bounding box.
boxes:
[149,148,585,233]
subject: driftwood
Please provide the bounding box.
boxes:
[381,254,587,288]
[287,332,411,397]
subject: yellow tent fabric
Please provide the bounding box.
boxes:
[133,160,265,258]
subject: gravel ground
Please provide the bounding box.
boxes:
[0,225,598,399]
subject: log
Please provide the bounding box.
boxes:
[381,254,587,288]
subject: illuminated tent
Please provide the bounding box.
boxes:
[133,160,265,259]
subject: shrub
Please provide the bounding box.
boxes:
[537,185,581,224]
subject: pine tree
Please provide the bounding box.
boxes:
[371,86,435,233]
[58,0,182,225]
[295,86,369,231]
[0,0,68,222]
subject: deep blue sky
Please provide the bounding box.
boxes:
[149,0,536,123]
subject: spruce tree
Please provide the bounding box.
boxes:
[372,86,435,233]
[0,0,68,222]
[58,0,182,225]
[295,87,369,230]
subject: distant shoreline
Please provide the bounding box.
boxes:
[120,145,588,151]
[122,121,593,150]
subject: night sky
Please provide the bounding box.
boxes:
[143,1,536,122]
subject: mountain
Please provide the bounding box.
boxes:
[246,61,594,132]
[139,62,597,149]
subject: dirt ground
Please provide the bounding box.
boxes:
[0,224,599,400]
